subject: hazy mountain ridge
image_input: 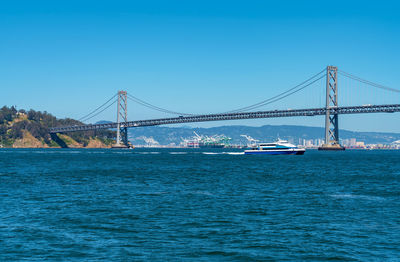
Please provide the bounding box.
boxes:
[128,125,400,145]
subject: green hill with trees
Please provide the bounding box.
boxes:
[0,106,115,148]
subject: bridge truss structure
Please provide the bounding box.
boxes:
[50,104,400,131]
[50,66,400,148]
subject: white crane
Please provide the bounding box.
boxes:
[240,135,259,147]
[193,131,202,140]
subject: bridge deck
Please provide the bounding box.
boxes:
[49,104,400,133]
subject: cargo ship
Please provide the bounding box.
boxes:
[199,141,225,148]
[181,132,231,148]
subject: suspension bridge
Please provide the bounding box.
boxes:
[49,66,400,149]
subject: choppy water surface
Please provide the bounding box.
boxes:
[0,148,399,261]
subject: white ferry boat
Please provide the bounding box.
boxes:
[244,139,305,155]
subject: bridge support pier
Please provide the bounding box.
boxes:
[113,91,130,148]
[319,66,345,151]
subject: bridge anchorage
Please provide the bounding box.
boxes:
[49,65,400,149]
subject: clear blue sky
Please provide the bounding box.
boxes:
[1,0,399,132]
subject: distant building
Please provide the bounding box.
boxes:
[350,138,357,147]
[356,141,365,148]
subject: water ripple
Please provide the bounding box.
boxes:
[0,148,399,260]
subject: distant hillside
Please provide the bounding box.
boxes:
[0,106,115,148]
[128,125,400,146]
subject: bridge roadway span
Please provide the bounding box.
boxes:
[50,104,400,133]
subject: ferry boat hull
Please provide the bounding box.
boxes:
[244,148,305,155]
[243,139,305,155]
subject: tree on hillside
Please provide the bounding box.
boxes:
[0,105,116,147]
[0,106,16,122]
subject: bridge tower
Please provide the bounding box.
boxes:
[114,90,129,148]
[319,66,345,150]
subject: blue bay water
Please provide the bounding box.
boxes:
[0,148,399,261]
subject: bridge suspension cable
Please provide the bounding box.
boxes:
[78,94,118,123]
[79,67,397,122]
[127,93,193,116]
[81,100,117,122]
[226,68,326,113]
[127,68,326,116]
[338,70,400,93]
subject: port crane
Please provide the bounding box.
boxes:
[240,135,259,147]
